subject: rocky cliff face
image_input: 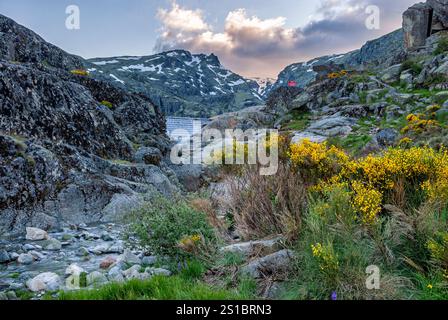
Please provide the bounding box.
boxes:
[0,14,177,235]
[88,50,263,117]
[403,0,448,51]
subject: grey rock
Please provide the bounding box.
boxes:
[29,250,45,260]
[141,256,157,266]
[376,129,398,147]
[145,268,172,277]
[17,253,34,265]
[65,263,85,276]
[100,232,114,242]
[25,227,48,241]
[134,147,163,166]
[0,292,7,300]
[76,247,90,257]
[380,64,402,83]
[26,272,61,292]
[428,0,448,28]
[220,238,283,258]
[108,266,125,283]
[0,250,10,263]
[117,249,141,265]
[41,238,62,251]
[403,3,433,51]
[240,250,295,279]
[86,271,108,286]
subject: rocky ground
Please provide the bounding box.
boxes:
[0,224,172,300]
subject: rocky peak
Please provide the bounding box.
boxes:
[88,50,263,117]
[0,14,84,70]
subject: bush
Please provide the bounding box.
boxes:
[434,37,448,56]
[129,196,218,263]
[227,163,307,241]
[400,59,423,76]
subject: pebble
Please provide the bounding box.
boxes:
[17,253,34,265]
[25,227,48,241]
[100,256,117,269]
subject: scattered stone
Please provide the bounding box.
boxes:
[0,292,7,300]
[146,267,172,277]
[123,265,151,280]
[240,250,295,279]
[61,234,74,241]
[26,272,61,292]
[141,256,157,266]
[220,238,283,258]
[41,238,62,251]
[376,128,398,147]
[76,247,90,257]
[117,249,141,265]
[108,266,125,283]
[9,252,19,261]
[100,256,117,269]
[23,244,36,251]
[86,271,108,286]
[100,232,114,242]
[0,250,10,264]
[29,250,45,260]
[65,263,85,276]
[26,227,48,241]
[17,253,34,265]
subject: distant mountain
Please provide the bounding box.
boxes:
[87,50,263,117]
[266,29,406,97]
[250,77,276,98]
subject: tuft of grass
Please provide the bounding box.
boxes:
[434,37,448,56]
[56,276,251,300]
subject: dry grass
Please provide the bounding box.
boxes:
[225,164,307,241]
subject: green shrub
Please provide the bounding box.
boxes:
[434,37,448,56]
[129,196,218,263]
[400,59,423,76]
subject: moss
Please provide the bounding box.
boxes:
[70,69,89,76]
[100,100,113,109]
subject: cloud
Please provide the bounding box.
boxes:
[154,0,417,78]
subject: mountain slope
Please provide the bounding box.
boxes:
[266,29,406,96]
[0,14,176,233]
[88,50,263,117]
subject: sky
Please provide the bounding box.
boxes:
[0,0,417,78]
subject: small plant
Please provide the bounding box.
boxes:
[70,69,89,76]
[400,59,423,76]
[100,100,113,109]
[129,196,218,263]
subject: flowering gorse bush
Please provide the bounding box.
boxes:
[289,139,448,225]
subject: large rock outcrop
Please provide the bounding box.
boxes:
[403,0,448,51]
[0,14,178,235]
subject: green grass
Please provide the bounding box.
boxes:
[327,134,372,155]
[283,111,311,131]
[55,276,252,300]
